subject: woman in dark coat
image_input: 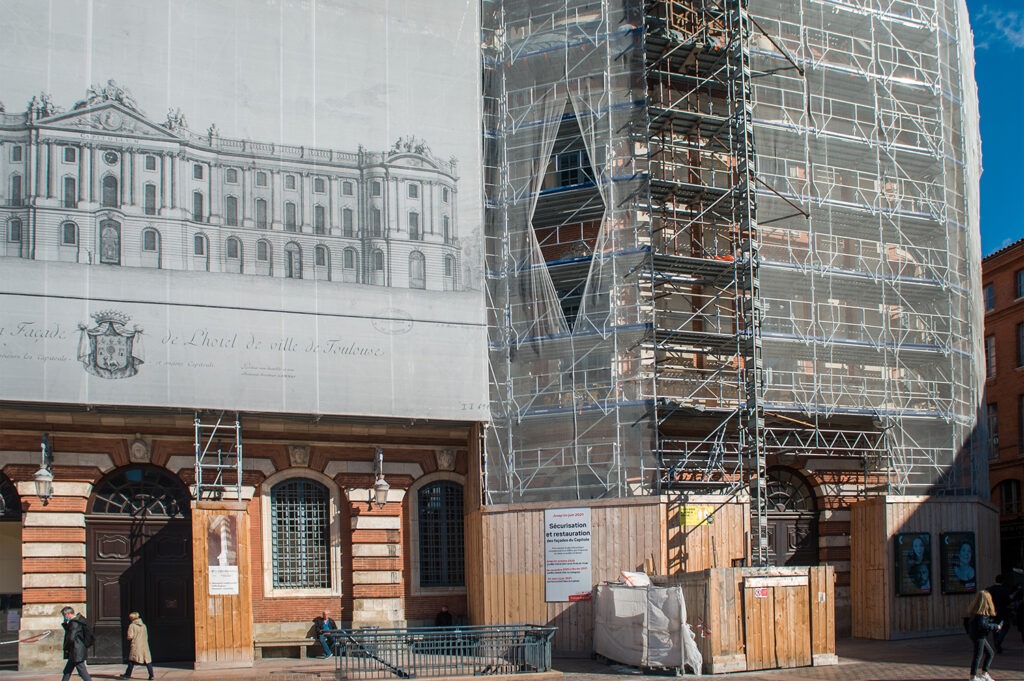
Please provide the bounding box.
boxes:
[965,590,1001,681]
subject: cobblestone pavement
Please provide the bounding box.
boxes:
[1,634,1021,681]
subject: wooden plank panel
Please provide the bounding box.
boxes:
[743,585,775,671]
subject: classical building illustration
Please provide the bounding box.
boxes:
[0,83,463,291]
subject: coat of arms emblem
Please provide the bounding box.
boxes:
[77,310,144,379]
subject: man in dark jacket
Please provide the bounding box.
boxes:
[60,606,93,681]
[314,610,337,658]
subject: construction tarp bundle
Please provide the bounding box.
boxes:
[593,583,703,674]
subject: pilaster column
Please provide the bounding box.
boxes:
[46,142,57,199]
[16,478,90,672]
[78,145,87,202]
[89,147,99,203]
[160,154,170,212]
[347,488,406,629]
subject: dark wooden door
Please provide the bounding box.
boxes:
[766,514,818,566]
[86,519,194,663]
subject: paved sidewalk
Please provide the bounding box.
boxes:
[1,634,1021,680]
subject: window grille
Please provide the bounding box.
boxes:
[418,481,465,588]
[271,479,331,589]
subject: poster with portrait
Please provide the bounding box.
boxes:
[940,531,976,594]
[895,532,932,596]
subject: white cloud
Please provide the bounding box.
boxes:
[975,5,1024,51]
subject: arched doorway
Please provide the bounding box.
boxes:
[764,468,819,566]
[86,466,194,663]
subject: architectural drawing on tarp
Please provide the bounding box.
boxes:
[482,0,984,565]
[0,84,462,292]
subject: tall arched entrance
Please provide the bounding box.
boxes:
[764,467,819,566]
[87,466,194,663]
[0,473,22,666]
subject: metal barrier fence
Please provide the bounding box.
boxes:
[324,625,557,679]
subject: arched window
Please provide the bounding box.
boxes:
[998,479,1022,515]
[225,196,239,226]
[315,245,328,267]
[61,221,78,246]
[194,233,207,256]
[255,198,268,229]
[342,247,358,283]
[142,229,160,253]
[270,479,330,588]
[314,205,326,234]
[63,176,77,208]
[256,171,268,187]
[371,207,382,237]
[10,174,23,206]
[408,212,421,240]
[90,466,190,519]
[373,249,384,271]
[101,175,119,208]
[409,251,426,289]
[257,240,270,262]
[285,242,302,279]
[313,177,326,193]
[7,218,22,243]
[225,168,238,183]
[143,183,157,216]
[193,191,205,223]
[417,481,465,588]
[226,237,241,260]
[443,254,457,291]
[99,219,121,265]
[342,208,354,237]
[284,202,297,232]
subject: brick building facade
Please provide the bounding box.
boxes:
[982,237,1024,574]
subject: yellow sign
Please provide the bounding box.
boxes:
[679,505,714,527]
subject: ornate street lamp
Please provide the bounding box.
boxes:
[372,447,389,509]
[34,433,54,505]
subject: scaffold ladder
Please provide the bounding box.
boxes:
[194,411,242,501]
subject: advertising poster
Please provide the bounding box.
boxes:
[940,531,976,594]
[894,532,931,596]
[544,508,592,602]
[207,514,239,595]
[0,0,486,420]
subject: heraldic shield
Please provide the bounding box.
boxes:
[78,310,144,379]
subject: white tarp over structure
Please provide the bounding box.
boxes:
[593,583,702,674]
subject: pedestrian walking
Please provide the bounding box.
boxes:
[965,590,1001,681]
[119,611,154,679]
[60,606,93,681]
[986,574,1014,653]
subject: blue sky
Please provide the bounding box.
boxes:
[969,0,1024,256]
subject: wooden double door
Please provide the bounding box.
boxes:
[86,518,195,663]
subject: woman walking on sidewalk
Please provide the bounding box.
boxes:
[966,590,1001,681]
[119,612,154,680]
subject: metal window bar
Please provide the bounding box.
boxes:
[418,482,466,588]
[325,625,557,679]
[271,479,331,589]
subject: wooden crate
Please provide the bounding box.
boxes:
[850,495,1000,639]
[658,566,836,674]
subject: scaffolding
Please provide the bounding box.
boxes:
[193,412,243,501]
[482,0,983,563]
